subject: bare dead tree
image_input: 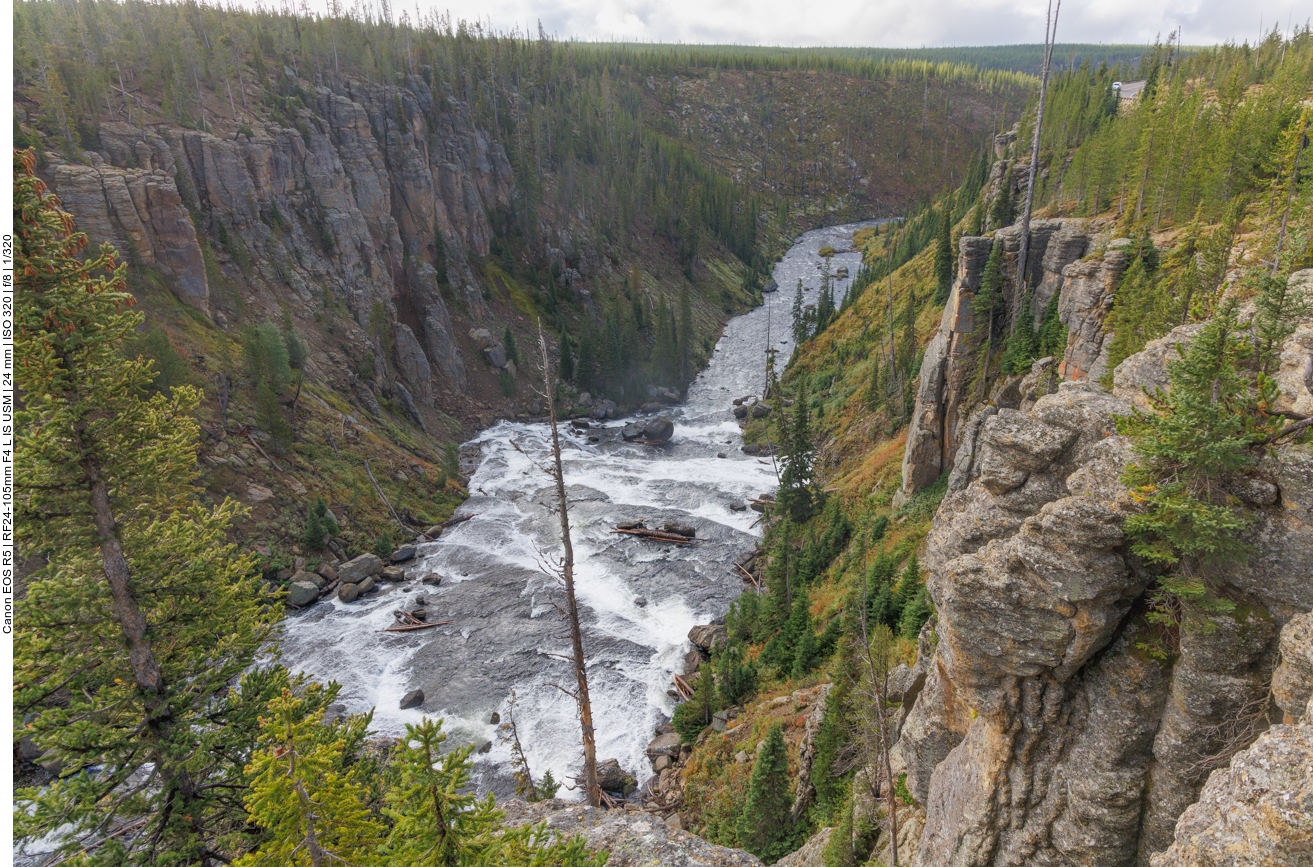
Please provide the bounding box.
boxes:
[846,595,900,865]
[535,321,600,806]
[1015,0,1062,319]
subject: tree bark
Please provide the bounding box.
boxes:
[538,324,599,806]
[1015,0,1061,322]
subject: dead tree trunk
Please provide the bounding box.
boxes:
[538,323,599,806]
[1015,0,1062,324]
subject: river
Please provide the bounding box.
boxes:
[277,220,883,797]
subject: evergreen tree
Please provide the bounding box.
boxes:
[1037,289,1067,358]
[245,319,293,393]
[1121,298,1275,631]
[673,668,717,743]
[235,689,385,867]
[282,311,308,369]
[933,205,954,305]
[257,379,293,454]
[559,334,576,383]
[778,382,817,522]
[503,326,520,366]
[13,150,279,865]
[678,282,693,383]
[1103,233,1167,378]
[792,279,808,344]
[736,724,795,862]
[990,172,1013,230]
[972,240,1006,392]
[716,644,758,706]
[898,586,933,641]
[791,616,820,678]
[1003,290,1038,374]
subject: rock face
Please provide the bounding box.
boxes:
[501,799,764,867]
[898,319,1313,867]
[47,80,516,397]
[49,155,209,313]
[1151,697,1313,867]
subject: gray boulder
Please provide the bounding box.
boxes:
[357,576,376,595]
[688,624,728,653]
[733,404,749,419]
[400,689,425,709]
[642,416,675,442]
[621,422,644,441]
[592,399,617,420]
[646,731,683,758]
[338,583,361,603]
[287,581,320,607]
[338,553,385,583]
[596,758,636,794]
[664,521,696,538]
[391,544,417,562]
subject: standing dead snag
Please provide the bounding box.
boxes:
[537,322,601,806]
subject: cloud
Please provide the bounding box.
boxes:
[397,0,1305,48]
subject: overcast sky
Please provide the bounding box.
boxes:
[392,0,1306,48]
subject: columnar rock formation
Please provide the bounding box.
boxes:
[892,305,1313,867]
[45,76,515,401]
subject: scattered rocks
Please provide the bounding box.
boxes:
[356,576,376,595]
[391,544,417,562]
[314,560,339,582]
[420,573,443,586]
[338,553,385,584]
[338,583,361,603]
[399,689,425,710]
[592,399,618,420]
[379,566,406,582]
[646,731,682,758]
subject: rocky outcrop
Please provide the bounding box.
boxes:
[898,316,1313,867]
[900,218,1102,500]
[49,155,209,313]
[48,76,513,399]
[1057,240,1131,382]
[1150,697,1313,867]
[501,799,764,867]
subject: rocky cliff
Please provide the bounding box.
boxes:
[886,288,1313,866]
[44,76,518,413]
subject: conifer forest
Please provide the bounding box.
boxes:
[11,2,1313,865]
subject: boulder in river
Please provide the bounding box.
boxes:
[616,520,646,530]
[287,581,320,608]
[338,583,361,603]
[642,416,675,442]
[688,624,729,653]
[664,521,697,538]
[357,576,376,594]
[570,419,591,430]
[646,731,682,758]
[399,689,425,710]
[639,402,664,414]
[732,404,749,419]
[420,572,443,586]
[379,566,406,582]
[391,544,417,562]
[338,553,385,583]
[742,443,763,455]
[621,422,644,441]
[596,758,637,795]
[591,399,617,420]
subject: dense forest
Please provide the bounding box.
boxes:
[663,25,1313,863]
[14,0,1313,864]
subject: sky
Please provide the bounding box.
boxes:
[382,0,1307,48]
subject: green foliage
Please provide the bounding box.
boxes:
[674,667,719,743]
[282,312,308,369]
[1121,298,1276,631]
[257,379,292,454]
[778,379,818,522]
[499,367,516,397]
[716,644,759,707]
[244,319,293,393]
[373,529,396,560]
[235,689,383,867]
[895,773,914,806]
[503,326,520,366]
[932,205,954,305]
[990,172,1013,229]
[303,497,337,549]
[13,149,280,865]
[130,325,193,393]
[736,723,796,863]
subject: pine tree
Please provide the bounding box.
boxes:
[778,381,817,522]
[972,240,1005,393]
[13,150,279,865]
[1037,289,1067,358]
[673,668,717,742]
[898,586,933,640]
[1121,297,1275,631]
[791,615,820,678]
[235,689,385,867]
[791,279,808,344]
[990,171,1013,230]
[736,723,795,862]
[503,325,520,366]
[933,205,954,305]
[678,282,693,383]
[1003,290,1038,374]
[245,319,293,393]
[716,644,758,706]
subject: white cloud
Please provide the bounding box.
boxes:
[384,0,1306,48]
